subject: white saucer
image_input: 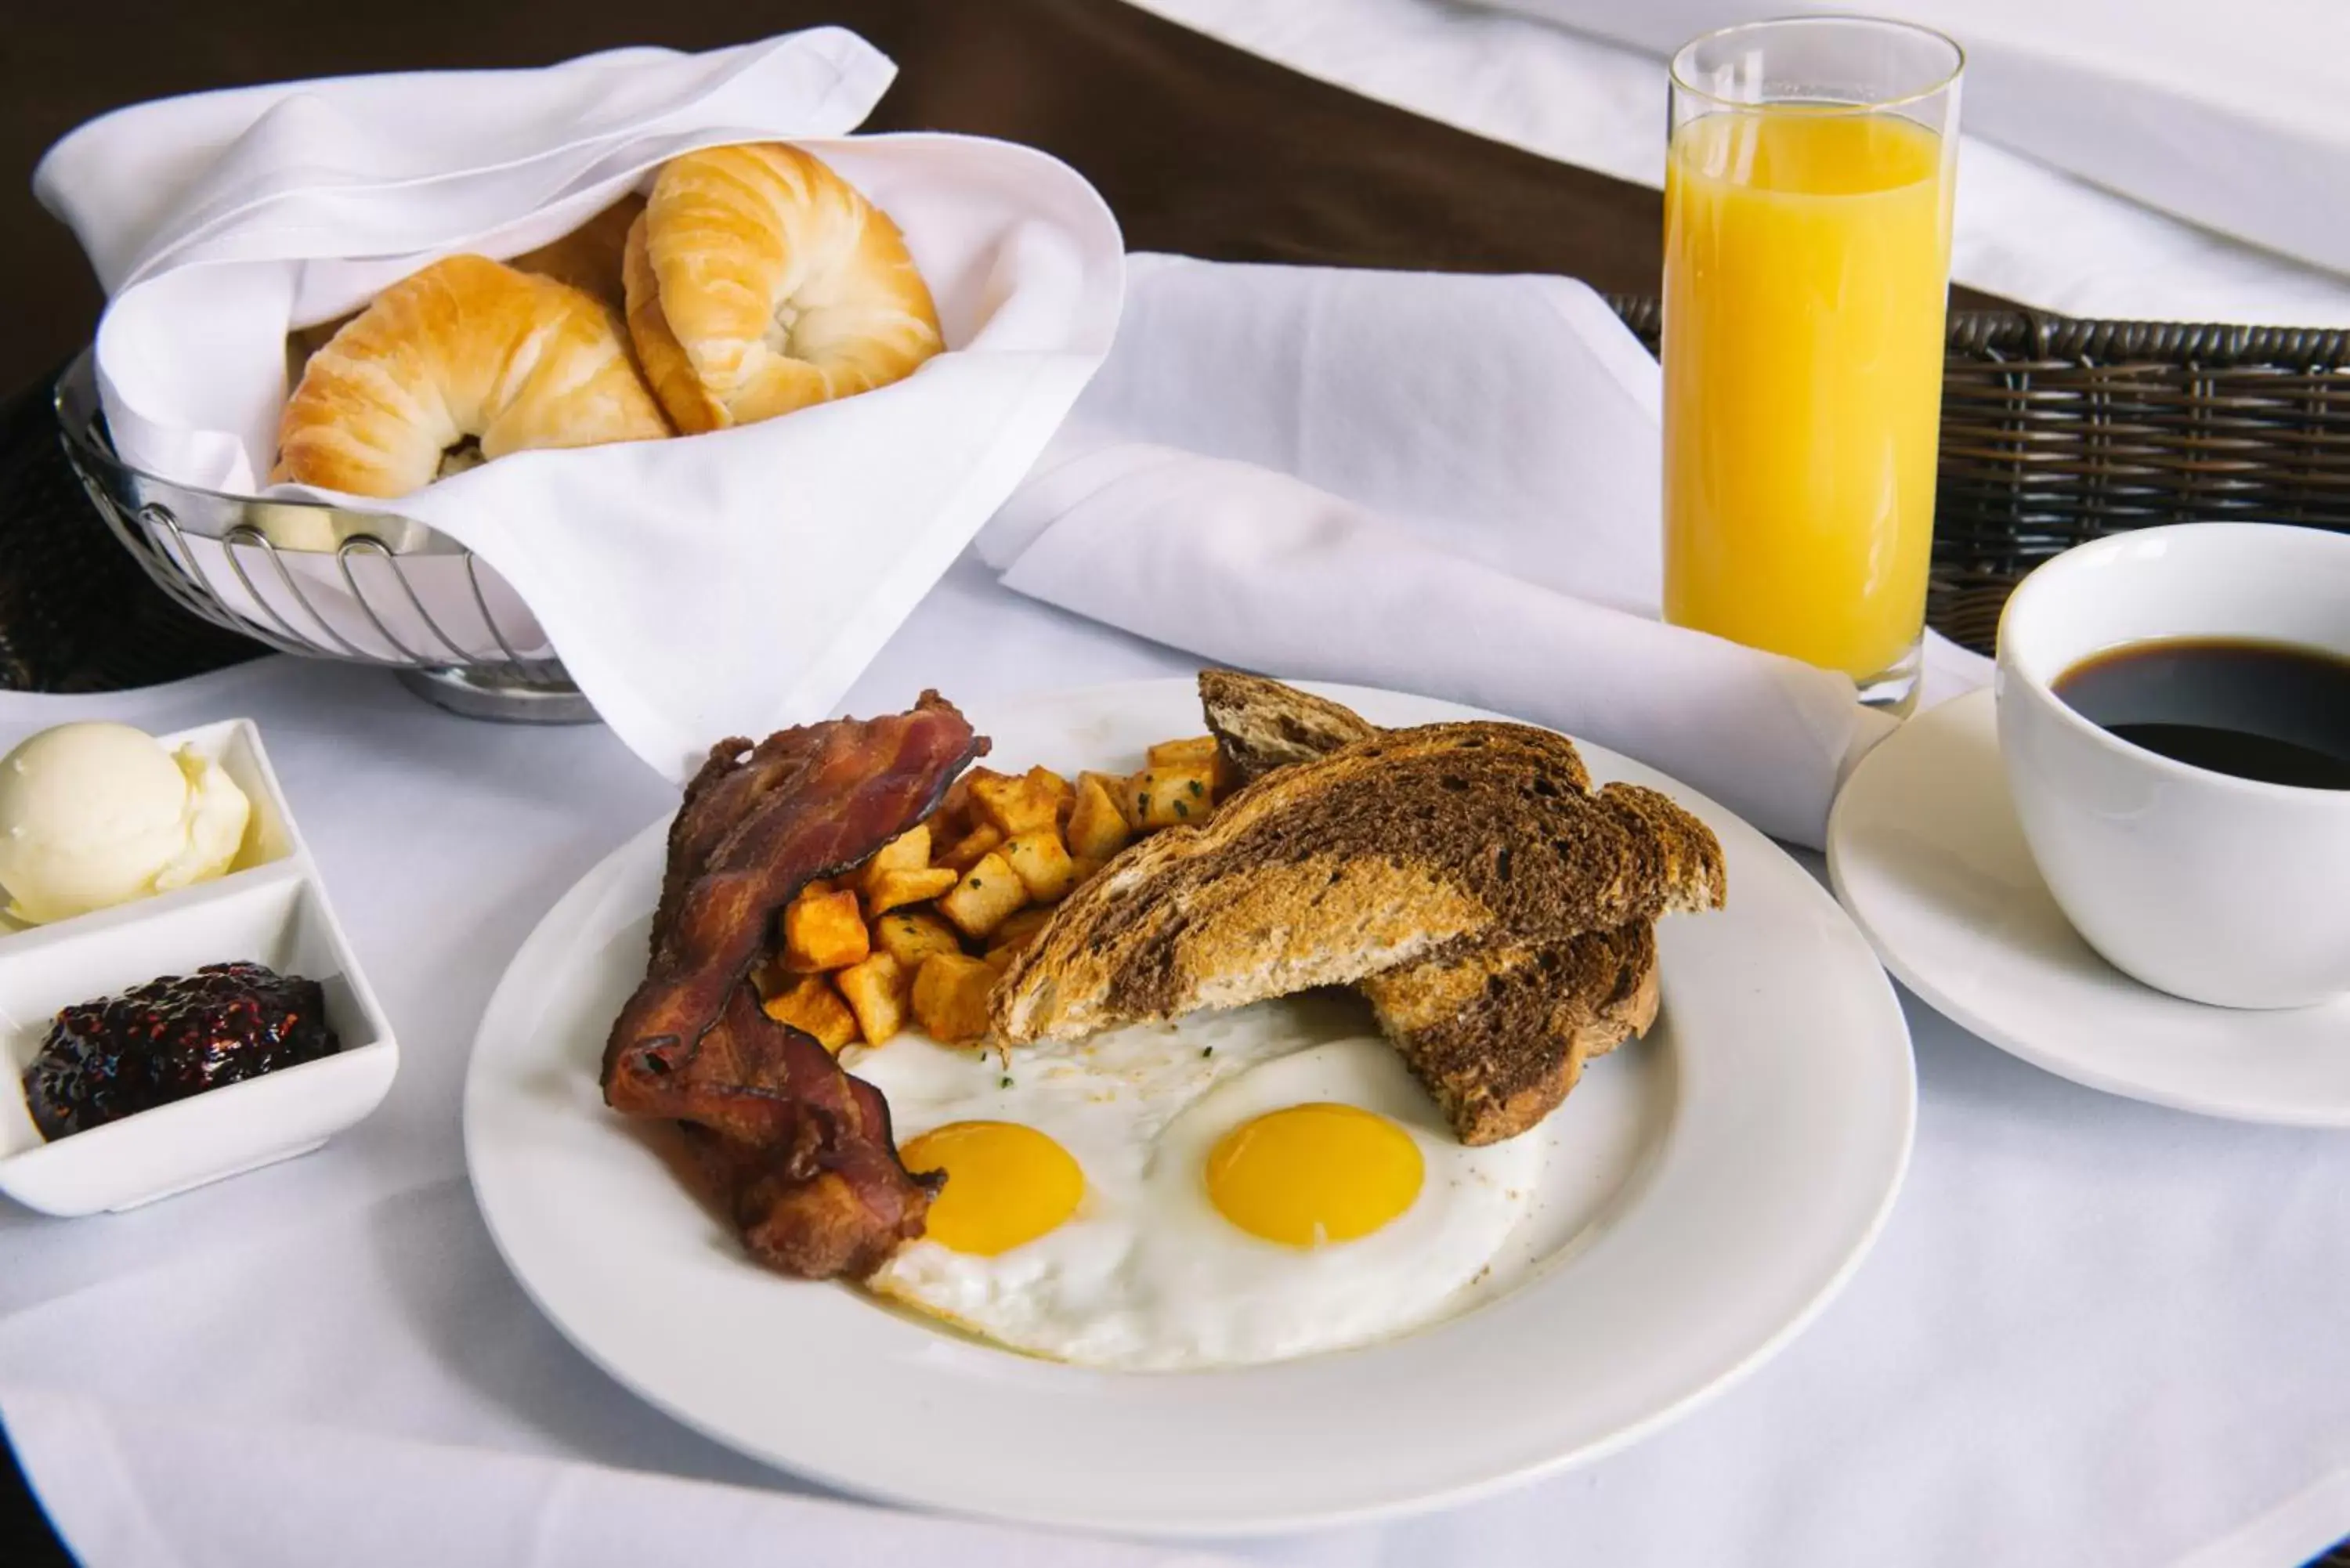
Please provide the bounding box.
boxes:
[1828,688,2350,1125]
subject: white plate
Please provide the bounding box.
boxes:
[0,719,399,1215]
[463,680,1914,1536]
[1828,688,2350,1125]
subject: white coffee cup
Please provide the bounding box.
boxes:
[1995,522,2350,1008]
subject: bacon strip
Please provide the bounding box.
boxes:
[602,693,985,1278]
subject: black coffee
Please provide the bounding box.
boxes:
[2052,638,2350,789]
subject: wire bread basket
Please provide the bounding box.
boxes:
[52,350,593,723]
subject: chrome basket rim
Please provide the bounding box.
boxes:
[50,345,593,724]
[52,349,462,555]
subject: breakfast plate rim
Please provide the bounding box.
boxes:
[1826,686,2350,1127]
[465,677,1916,1536]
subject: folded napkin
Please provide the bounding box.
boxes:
[979,255,1924,847]
[35,31,1124,779]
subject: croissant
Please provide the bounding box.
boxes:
[623,143,944,434]
[275,254,671,498]
[506,193,643,316]
[287,196,645,367]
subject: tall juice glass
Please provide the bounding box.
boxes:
[1663,18,1962,712]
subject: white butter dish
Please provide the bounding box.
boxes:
[0,718,396,1215]
[0,716,299,939]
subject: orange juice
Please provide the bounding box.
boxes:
[1662,110,1954,684]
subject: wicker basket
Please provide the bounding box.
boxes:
[8,308,2350,692]
[0,365,259,692]
[1610,299,2350,655]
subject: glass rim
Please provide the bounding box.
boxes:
[1668,14,1965,116]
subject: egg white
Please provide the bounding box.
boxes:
[850,993,1546,1371]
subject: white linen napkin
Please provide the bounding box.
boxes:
[978,254,1940,847]
[34,31,1125,780]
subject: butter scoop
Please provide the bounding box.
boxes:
[0,722,251,925]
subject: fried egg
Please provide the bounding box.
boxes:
[849,992,1545,1370]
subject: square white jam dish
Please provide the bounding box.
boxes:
[0,718,396,1215]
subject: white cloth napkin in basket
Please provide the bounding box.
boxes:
[979,254,1987,847]
[34,29,1125,779]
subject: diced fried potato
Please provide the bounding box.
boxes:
[863,825,931,880]
[1065,772,1133,862]
[1025,765,1075,826]
[761,974,859,1052]
[935,823,1005,874]
[1069,854,1107,885]
[1213,748,1245,800]
[1078,771,1135,829]
[971,772,1062,836]
[855,824,940,912]
[835,952,911,1047]
[1128,761,1217,831]
[942,768,990,821]
[987,905,1054,959]
[925,771,989,844]
[1147,735,1220,767]
[783,885,870,972]
[938,851,1029,938]
[750,957,805,1016]
[912,952,996,1043]
[1000,829,1078,904]
[873,908,967,968]
[863,865,959,917]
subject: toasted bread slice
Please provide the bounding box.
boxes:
[1360,922,1657,1144]
[991,717,1723,1043]
[1198,670,1383,781]
[1198,672,1694,1142]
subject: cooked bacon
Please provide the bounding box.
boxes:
[602,693,985,1278]
[639,989,938,1278]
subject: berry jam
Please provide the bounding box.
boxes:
[22,961,341,1140]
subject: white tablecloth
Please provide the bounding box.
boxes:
[13,3,2350,1561]
[7,554,2350,1568]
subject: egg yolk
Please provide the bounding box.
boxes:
[899,1120,1084,1255]
[1205,1102,1425,1248]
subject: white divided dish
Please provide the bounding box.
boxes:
[0,719,396,1215]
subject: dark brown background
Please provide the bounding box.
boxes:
[0,0,2005,398]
